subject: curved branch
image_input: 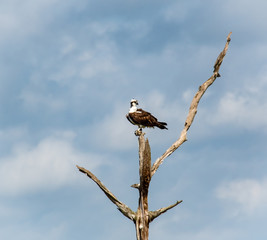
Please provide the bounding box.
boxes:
[149,200,183,222]
[151,32,232,177]
[76,165,136,221]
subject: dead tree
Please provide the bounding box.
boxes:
[76,32,232,240]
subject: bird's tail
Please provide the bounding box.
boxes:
[157,122,168,130]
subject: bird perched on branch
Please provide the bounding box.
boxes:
[126,99,168,133]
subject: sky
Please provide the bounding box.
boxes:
[0,0,267,239]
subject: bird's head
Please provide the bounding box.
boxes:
[130,98,139,107]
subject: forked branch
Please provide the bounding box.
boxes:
[149,200,183,222]
[151,32,232,177]
[76,33,232,240]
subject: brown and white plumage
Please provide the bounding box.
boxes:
[126,99,168,131]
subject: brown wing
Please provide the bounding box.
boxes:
[128,109,168,129]
[132,108,159,127]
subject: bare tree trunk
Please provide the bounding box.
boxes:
[135,134,151,240]
[76,32,232,240]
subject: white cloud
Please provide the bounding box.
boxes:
[0,0,55,41]
[150,219,242,240]
[216,178,267,216]
[79,46,120,80]
[181,228,240,240]
[223,0,267,30]
[0,0,91,47]
[213,92,267,130]
[0,127,28,144]
[20,90,67,112]
[144,90,186,122]
[92,103,136,150]
[162,1,201,23]
[210,72,267,132]
[0,131,103,196]
[0,221,67,240]
[23,36,124,111]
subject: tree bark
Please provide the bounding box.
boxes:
[151,32,232,177]
[135,133,151,240]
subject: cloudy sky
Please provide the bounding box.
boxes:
[1,0,267,239]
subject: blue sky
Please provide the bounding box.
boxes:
[1,0,267,239]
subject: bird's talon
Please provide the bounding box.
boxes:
[134,129,143,136]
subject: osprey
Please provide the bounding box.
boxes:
[126,99,168,131]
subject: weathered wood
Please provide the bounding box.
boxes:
[76,32,232,240]
[149,200,183,222]
[135,133,151,240]
[76,165,136,221]
[151,32,232,177]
